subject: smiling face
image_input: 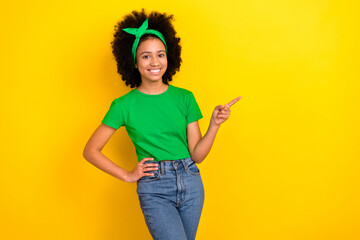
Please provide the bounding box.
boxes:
[135,37,168,84]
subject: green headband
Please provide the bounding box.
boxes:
[122,18,168,64]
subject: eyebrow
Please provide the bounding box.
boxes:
[139,50,166,55]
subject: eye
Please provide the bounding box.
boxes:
[159,53,165,57]
[142,55,150,59]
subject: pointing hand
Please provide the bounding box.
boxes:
[211,96,242,127]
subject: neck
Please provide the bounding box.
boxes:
[137,81,168,94]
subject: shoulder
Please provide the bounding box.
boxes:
[112,89,137,104]
[106,89,137,113]
[169,85,194,97]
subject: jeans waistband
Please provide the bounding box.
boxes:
[160,157,192,164]
[159,157,193,174]
[144,157,194,175]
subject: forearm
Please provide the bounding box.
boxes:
[191,122,220,163]
[83,149,130,182]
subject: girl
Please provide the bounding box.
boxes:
[83,9,241,240]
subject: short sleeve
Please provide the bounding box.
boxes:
[101,100,124,129]
[186,92,203,124]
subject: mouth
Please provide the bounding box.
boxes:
[148,68,161,73]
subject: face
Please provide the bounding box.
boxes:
[135,38,168,84]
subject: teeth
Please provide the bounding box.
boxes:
[150,69,160,73]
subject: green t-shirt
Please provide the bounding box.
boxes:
[102,85,203,162]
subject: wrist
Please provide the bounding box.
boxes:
[210,119,221,129]
[123,171,131,183]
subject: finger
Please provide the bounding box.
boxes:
[226,96,242,107]
[145,163,159,167]
[139,157,155,164]
[214,105,223,111]
[143,165,158,173]
[143,172,156,176]
[219,108,231,114]
[217,115,229,119]
[143,163,158,168]
[143,165,159,171]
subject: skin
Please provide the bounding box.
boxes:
[83,37,241,183]
[135,38,168,93]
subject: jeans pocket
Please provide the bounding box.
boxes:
[137,170,161,183]
[186,160,200,176]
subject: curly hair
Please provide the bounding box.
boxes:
[111,9,182,88]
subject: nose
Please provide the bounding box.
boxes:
[150,57,160,66]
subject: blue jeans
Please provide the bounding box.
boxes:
[136,157,205,240]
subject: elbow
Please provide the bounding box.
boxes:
[83,147,89,161]
[189,148,206,164]
[83,143,103,162]
[83,146,96,161]
[193,159,203,164]
[191,155,205,164]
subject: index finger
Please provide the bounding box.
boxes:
[226,96,242,107]
[139,157,155,164]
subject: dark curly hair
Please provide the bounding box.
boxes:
[111,9,182,88]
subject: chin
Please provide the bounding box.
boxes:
[147,75,165,82]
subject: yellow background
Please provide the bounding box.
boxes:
[1,0,359,239]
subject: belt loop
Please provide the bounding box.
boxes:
[160,161,164,176]
[180,159,186,168]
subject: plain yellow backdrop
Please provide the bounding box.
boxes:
[1,0,359,239]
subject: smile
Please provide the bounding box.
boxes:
[148,69,161,73]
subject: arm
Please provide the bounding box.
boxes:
[83,123,158,183]
[187,96,242,164]
[187,121,219,164]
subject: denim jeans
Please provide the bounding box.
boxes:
[136,157,205,240]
